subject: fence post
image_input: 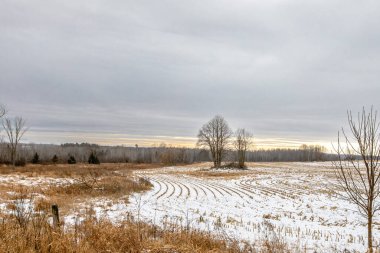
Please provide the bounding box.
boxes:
[52,204,60,228]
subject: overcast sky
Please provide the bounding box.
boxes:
[1,0,380,148]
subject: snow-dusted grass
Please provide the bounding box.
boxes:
[0,175,74,187]
[0,164,156,219]
[90,162,376,253]
[0,163,251,253]
[0,162,376,252]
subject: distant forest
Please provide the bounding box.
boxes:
[0,142,336,165]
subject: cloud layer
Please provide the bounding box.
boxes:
[1,0,380,147]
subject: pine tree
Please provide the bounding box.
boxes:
[88,151,100,164]
[68,156,76,164]
[52,154,58,164]
[32,152,39,164]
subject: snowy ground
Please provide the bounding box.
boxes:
[2,162,375,252]
[91,162,377,252]
[0,175,74,187]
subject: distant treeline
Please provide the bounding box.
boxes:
[0,142,336,165]
[247,146,337,162]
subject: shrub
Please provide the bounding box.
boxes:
[15,158,26,167]
[138,177,153,188]
[220,162,247,170]
[68,156,76,164]
[32,152,39,164]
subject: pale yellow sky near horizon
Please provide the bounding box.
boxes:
[23,130,337,151]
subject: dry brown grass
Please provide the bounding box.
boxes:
[179,170,252,179]
[0,215,208,253]
[46,175,150,198]
[260,240,292,253]
[36,175,152,216]
[0,163,166,178]
[0,207,292,253]
[0,163,161,213]
[0,184,251,253]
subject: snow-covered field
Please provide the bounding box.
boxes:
[93,162,377,252]
[2,162,375,252]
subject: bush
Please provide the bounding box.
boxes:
[15,158,26,167]
[138,177,153,188]
[88,152,100,164]
[32,152,39,164]
[68,156,76,164]
[219,162,247,170]
[52,154,58,164]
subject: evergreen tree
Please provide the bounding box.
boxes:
[32,152,39,164]
[68,156,76,164]
[52,154,58,164]
[88,151,100,164]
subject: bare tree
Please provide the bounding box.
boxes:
[197,115,232,167]
[334,107,380,253]
[0,105,6,163]
[0,104,5,137]
[2,117,27,167]
[234,128,253,168]
[0,105,5,118]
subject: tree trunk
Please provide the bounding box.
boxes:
[11,149,15,167]
[368,213,373,253]
[238,150,245,168]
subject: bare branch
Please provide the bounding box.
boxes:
[334,107,380,253]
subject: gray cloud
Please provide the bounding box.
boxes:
[0,0,379,147]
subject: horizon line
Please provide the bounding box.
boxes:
[19,130,337,151]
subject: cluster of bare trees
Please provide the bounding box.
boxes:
[197,115,253,168]
[250,147,331,162]
[0,143,211,165]
[196,116,330,167]
[0,105,28,166]
[0,143,333,165]
[3,117,27,166]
